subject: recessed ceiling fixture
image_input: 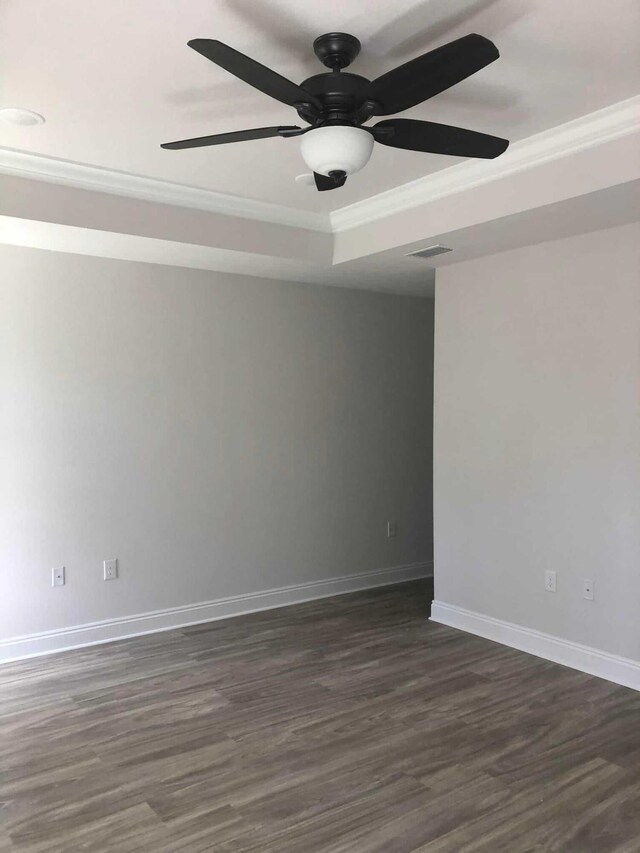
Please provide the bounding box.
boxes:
[0,108,46,126]
[294,173,316,186]
[161,31,509,193]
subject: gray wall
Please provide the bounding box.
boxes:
[1,245,433,640]
[434,222,640,661]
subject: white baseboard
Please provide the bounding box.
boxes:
[1,561,432,663]
[430,600,640,692]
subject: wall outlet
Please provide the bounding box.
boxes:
[103,558,118,581]
[387,521,397,538]
[583,579,595,601]
[544,570,557,593]
[52,566,65,587]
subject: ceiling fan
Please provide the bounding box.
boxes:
[161,32,509,192]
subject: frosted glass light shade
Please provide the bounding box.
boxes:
[300,126,374,176]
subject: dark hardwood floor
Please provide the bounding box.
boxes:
[1,579,640,852]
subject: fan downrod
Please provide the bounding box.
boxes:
[313,33,361,70]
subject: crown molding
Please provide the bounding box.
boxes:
[0,146,331,234]
[330,95,640,232]
[1,97,638,239]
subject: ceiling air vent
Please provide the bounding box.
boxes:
[406,244,452,260]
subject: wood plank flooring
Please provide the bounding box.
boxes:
[1,580,640,852]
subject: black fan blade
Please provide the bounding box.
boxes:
[370,34,499,115]
[188,39,321,111]
[161,125,303,150]
[314,172,348,192]
[372,119,509,159]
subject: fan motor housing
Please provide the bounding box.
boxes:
[299,72,372,124]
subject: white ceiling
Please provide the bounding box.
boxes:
[1,0,639,213]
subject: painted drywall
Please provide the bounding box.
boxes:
[0,174,332,260]
[333,130,640,262]
[0,245,433,641]
[434,222,640,662]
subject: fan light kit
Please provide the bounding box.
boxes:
[0,108,46,126]
[300,126,374,178]
[162,31,509,192]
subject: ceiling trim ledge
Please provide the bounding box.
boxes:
[1,97,637,239]
[330,95,640,233]
[0,146,331,234]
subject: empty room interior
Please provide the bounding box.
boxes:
[1,1,639,850]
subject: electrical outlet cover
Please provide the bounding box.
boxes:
[103,558,118,581]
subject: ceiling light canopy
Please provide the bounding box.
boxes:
[0,108,46,126]
[299,126,374,177]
